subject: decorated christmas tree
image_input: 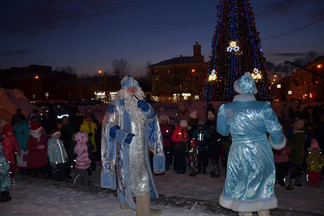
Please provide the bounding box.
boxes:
[203,0,272,101]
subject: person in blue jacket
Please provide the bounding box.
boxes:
[217,72,286,216]
[0,144,11,202]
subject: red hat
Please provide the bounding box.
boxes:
[1,124,13,135]
[30,122,41,131]
[311,139,319,149]
[51,128,61,137]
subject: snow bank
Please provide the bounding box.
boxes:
[0,88,39,123]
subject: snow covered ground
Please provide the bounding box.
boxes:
[1,163,323,216]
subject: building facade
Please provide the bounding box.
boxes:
[149,42,207,102]
[273,56,324,103]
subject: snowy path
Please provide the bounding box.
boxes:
[1,164,323,216]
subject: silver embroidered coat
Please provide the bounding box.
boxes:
[101,98,165,209]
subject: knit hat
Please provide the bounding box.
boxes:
[180,119,188,128]
[294,119,304,130]
[189,110,198,119]
[197,120,205,127]
[1,124,13,135]
[207,111,216,120]
[121,75,139,89]
[234,72,258,95]
[310,139,319,149]
[30,122,41,131]
[51,128,61,137]
[159,115,170,124]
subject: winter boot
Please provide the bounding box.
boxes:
[0,191,12,202]
[258,210,270,216]
[294,177,301,186]
[120,203,131,210]
[239,212,252,216]
[286,178,295,190]
[136,193,162,216]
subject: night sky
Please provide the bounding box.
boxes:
[0,0,323,77]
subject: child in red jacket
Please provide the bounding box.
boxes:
[171,120,189,174]
[1,124,19,182]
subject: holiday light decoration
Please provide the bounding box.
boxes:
[227,41,240,52]
[251,72,262,81]
[203,0,272,101]
[208,69,217,82]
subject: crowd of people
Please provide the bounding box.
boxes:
[0,105,101,202]
[0,93,323,212]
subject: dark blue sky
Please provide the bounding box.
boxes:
[0,0,323,77]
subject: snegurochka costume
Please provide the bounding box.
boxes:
[217,72,286,213]
[101,76,165,210]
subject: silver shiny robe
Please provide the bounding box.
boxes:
[101,98,164,209]
[129,112,150,195]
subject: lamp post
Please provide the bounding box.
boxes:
[98,69,106,100]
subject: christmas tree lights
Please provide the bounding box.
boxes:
[203,0,272,101]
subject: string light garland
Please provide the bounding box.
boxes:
[203,0,272,101]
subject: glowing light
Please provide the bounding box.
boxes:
[317,64,322,69]
[35,75,39,79]
[229,41,237,48]
[227,41,240,52]
[251,72,262,81]
[309,92,313,98]
[277,84,281,88]
[98,70,102,74]
[253,68,259,74]
[288,90,292,95]
[208,69,217,82]
[191,69,195,73]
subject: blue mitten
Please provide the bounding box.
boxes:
[153,155,165,174]
[124,133,135,144]
[109,125,120,138]
[137,100,149,112]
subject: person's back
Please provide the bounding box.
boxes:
[217,73,286,216]
[222,100,271,138]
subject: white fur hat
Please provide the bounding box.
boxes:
[294,119,304,130]
[159,115,170,124]
[180,119,188,128]
[189,110,198,119]
[207,111,215,120]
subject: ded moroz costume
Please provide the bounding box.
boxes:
[101,75,165,216]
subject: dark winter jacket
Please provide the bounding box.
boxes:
[192,128,211,152]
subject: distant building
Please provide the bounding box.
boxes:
[149,42,207,102]
[0,65,76,100]
[273,56,324,103]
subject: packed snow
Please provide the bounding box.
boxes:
[1,162,323,216]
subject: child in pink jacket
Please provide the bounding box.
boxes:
[72,131,91,187]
